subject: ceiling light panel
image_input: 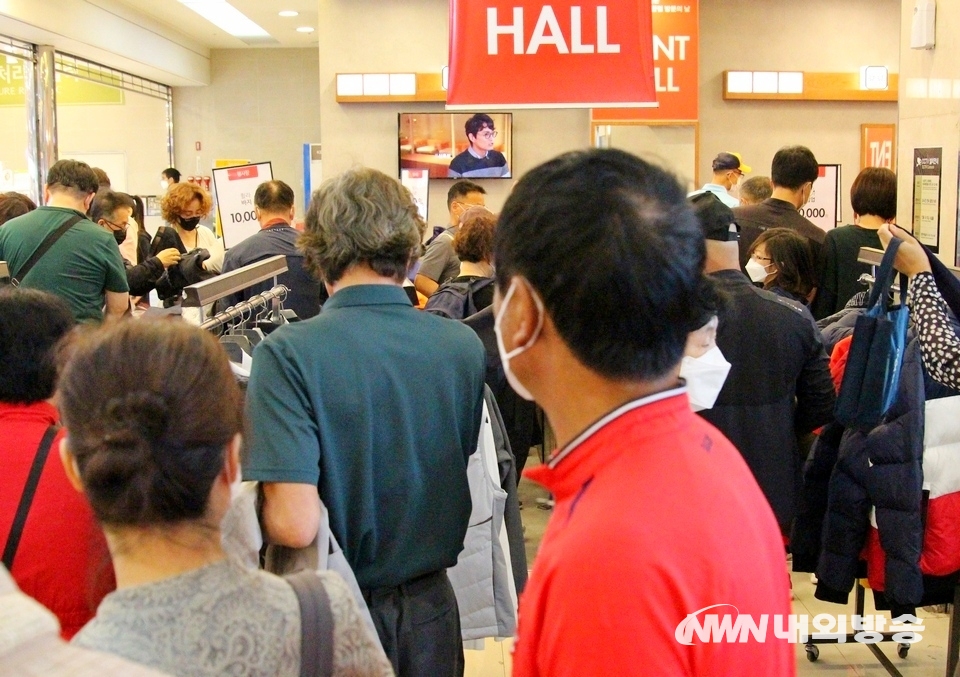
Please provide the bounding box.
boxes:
[278,10,299,17]
[178,0,270,38]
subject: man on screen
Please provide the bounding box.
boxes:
[448,114,511,179]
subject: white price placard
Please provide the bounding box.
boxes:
[401,168,430,223]
[213,162,273,248]
[802,164,841,232]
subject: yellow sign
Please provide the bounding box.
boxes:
[0,62,124,106]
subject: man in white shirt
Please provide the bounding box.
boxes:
[688,152,751,208]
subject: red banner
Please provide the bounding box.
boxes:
[447,0,657,109]
[592,0,698,122]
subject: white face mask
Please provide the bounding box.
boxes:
[494,278,544,402]
[745,258,772,283]
[160,180,169,192]
[680,346,732,412]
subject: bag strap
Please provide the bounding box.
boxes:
[286,570,335,677]
[12,215,84,286]
[865,237,902,311]
[2,425,58,569]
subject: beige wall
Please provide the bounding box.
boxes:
[897,0,960,264]
[698,0,899,222]
[172,49,321,217]
[316,0,589,230]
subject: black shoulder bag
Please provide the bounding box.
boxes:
[2,425,59,569]
[285,570,335,677]
[10,215,85,287]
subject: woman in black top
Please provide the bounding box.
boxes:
[811,167,896,319]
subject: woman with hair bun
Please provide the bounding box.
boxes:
[60,321,392,677]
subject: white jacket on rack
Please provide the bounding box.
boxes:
[448,397,518,642]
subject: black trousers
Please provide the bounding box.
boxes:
[361,569,464,677]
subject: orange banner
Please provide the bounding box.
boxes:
[860,124,896,172]
[447,0,656,108]
[592,0,699,122]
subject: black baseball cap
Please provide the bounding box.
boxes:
[712,152,751,173]
[688,192,740,242]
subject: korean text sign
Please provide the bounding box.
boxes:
[212,162,273,249]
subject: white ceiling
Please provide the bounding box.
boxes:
[111,0,320,49]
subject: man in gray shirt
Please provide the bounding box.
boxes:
[414,180,486,297]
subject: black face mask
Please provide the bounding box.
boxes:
[178,216,201,231]
[113,228,127,245]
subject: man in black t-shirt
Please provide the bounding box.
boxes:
[448,113,510,178]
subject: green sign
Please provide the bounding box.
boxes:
[0,62,124,107]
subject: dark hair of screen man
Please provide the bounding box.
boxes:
[254,180,295,215]
[464,113,495,141]
[770,146,819,190]
[446,179,485,211]
[162,168,181,183]
[494,148,708,382]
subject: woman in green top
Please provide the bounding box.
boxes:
[811,167,897,320]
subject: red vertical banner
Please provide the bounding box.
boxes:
[447,0,657,109]
[592,0,698,121]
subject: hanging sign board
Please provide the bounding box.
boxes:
[447,0,657,108]
[913,147,942,253]
[592,0,699,122]
[212,162,273,249]
[860,124,896,171]
[803,164,841,233]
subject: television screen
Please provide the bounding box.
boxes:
[399,112,513,180]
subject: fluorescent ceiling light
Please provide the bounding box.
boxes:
[296,26,315,33]
[178,0,269,38]
[278,10,299,17]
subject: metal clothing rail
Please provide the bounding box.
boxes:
[858,247,960,279]
[182,255,287,308]
[199,285,288,332]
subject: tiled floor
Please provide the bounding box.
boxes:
[466,454,958,676]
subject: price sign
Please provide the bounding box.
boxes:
[803,164,841,232]
[212,161,273,248]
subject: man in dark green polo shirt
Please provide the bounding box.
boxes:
[244,167,485,677]
[0,160,129,322]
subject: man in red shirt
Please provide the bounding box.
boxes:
[493,149,795,676]
[0,288,114,638]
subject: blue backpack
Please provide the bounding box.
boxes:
[424,277,494,320]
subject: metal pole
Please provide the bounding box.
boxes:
[34,45,57,196]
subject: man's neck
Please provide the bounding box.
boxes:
[710,174,730,190]
[856,214,888,230]
[469,145,489,159]
[770,187,802,208]
[258,213,290,229]
[328,264,403,295]
[46,195,87,212]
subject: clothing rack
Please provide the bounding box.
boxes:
[815,247,960,677]
[199,285,288,332]
[182,255,287,308]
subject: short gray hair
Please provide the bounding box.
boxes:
[299,167,425,284]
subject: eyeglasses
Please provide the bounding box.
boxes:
[477,130,498,140]
[103,219,129,231]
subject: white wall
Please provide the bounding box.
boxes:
[172,49,321,218]
[897,0,960,264]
